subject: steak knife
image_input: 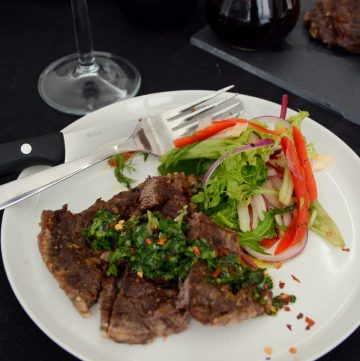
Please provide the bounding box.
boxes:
[0,121,131,177]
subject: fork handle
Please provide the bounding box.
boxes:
[0,138,138,211]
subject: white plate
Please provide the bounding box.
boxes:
[2,91,360,361]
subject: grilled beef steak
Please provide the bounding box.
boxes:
[38,173,275,344]
[38,174,196,329]
[304,0,360,54]
[107,269,190,344]
[178,262,266,325]
[188,212,241,256]
[181,212,267,325]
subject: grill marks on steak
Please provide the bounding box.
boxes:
[179,263,265,326]
[107,269,189,344]
[304,0,360,54]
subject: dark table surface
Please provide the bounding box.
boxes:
[0,1,359,360]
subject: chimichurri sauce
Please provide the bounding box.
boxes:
[82,208,295,314]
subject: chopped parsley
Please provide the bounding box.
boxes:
[82,209,295,313]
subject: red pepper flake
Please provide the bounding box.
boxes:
[130,247,135,255]
[273,262,283,269]
[157,237,167,245]
[211,267,222,278]
[145,238,152,245]
[286,324,292,331]
[289,347,298,354]
[305,316,315,330]
[290,274,301,283]
[279,281,285,289]
[342,247,350,252]
[284,306,291,312]
[325,231,333,238]
[216,247,229,256]
[193,245,201,257]
[296,312,304,319]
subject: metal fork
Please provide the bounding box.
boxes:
[0,86,243,210]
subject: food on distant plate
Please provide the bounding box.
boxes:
[304,0,360,54]
[38,96,343,344]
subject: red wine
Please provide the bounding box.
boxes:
[205,0,300,49]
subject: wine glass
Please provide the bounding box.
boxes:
[38,0,141,116]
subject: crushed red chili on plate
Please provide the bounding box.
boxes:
[290,274,301,283]
[286,324,292,331]
[296,312,304,319]
[284,306,291,312]
[289,346,298,354]
[279,281,285,289]
[342,248,350,252]
[305,316,315,330]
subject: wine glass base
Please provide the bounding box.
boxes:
[38,51,141,115]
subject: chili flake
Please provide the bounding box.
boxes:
[157,237,167,245]
[284,306,291,312]
[289,347,298,354]
[290,274,301,283]
[296,312,304,319]
[279,281,285,289]
[274,262,283,269]
[342,248,350,252]
[193,245,201,256]
[305,316,315,330]
[145,238,152,245]
[286,324,292,331]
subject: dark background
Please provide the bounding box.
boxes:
[0,0,359,360]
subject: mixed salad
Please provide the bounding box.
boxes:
[111,95,345,265]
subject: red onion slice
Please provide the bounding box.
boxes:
[242,231,308,263]
[202,138,274,187]
[240,253,258,269]
[280,94,289,119]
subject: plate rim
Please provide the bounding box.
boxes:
[2,90,360,361]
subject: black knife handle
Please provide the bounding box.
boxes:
[0,133,65,176]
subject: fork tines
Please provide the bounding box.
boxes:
[164,85,235,121]
[169,92,244,138]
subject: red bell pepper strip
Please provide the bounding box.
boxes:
[292,126,317,202]
[281,137,310,209]
[274,137,310,255]
[274,210,298,255]
[248,121,284,137]
[260,237,279,249]
[173,120,238,147]
[173,117,285,148]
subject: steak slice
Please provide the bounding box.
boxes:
[99,277,117,335]
[178,262,265,326]
[188,212,241,256]
[139,173,198,217]
[107,269,190,344]
[304,0,360,54]
[38,206,104,316]
[38,174,196,321]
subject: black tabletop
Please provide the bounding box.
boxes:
[0,1,359,360]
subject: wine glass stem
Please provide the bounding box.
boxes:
[71,0,97,72]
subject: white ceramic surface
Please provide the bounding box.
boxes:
[2,91,360,361]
